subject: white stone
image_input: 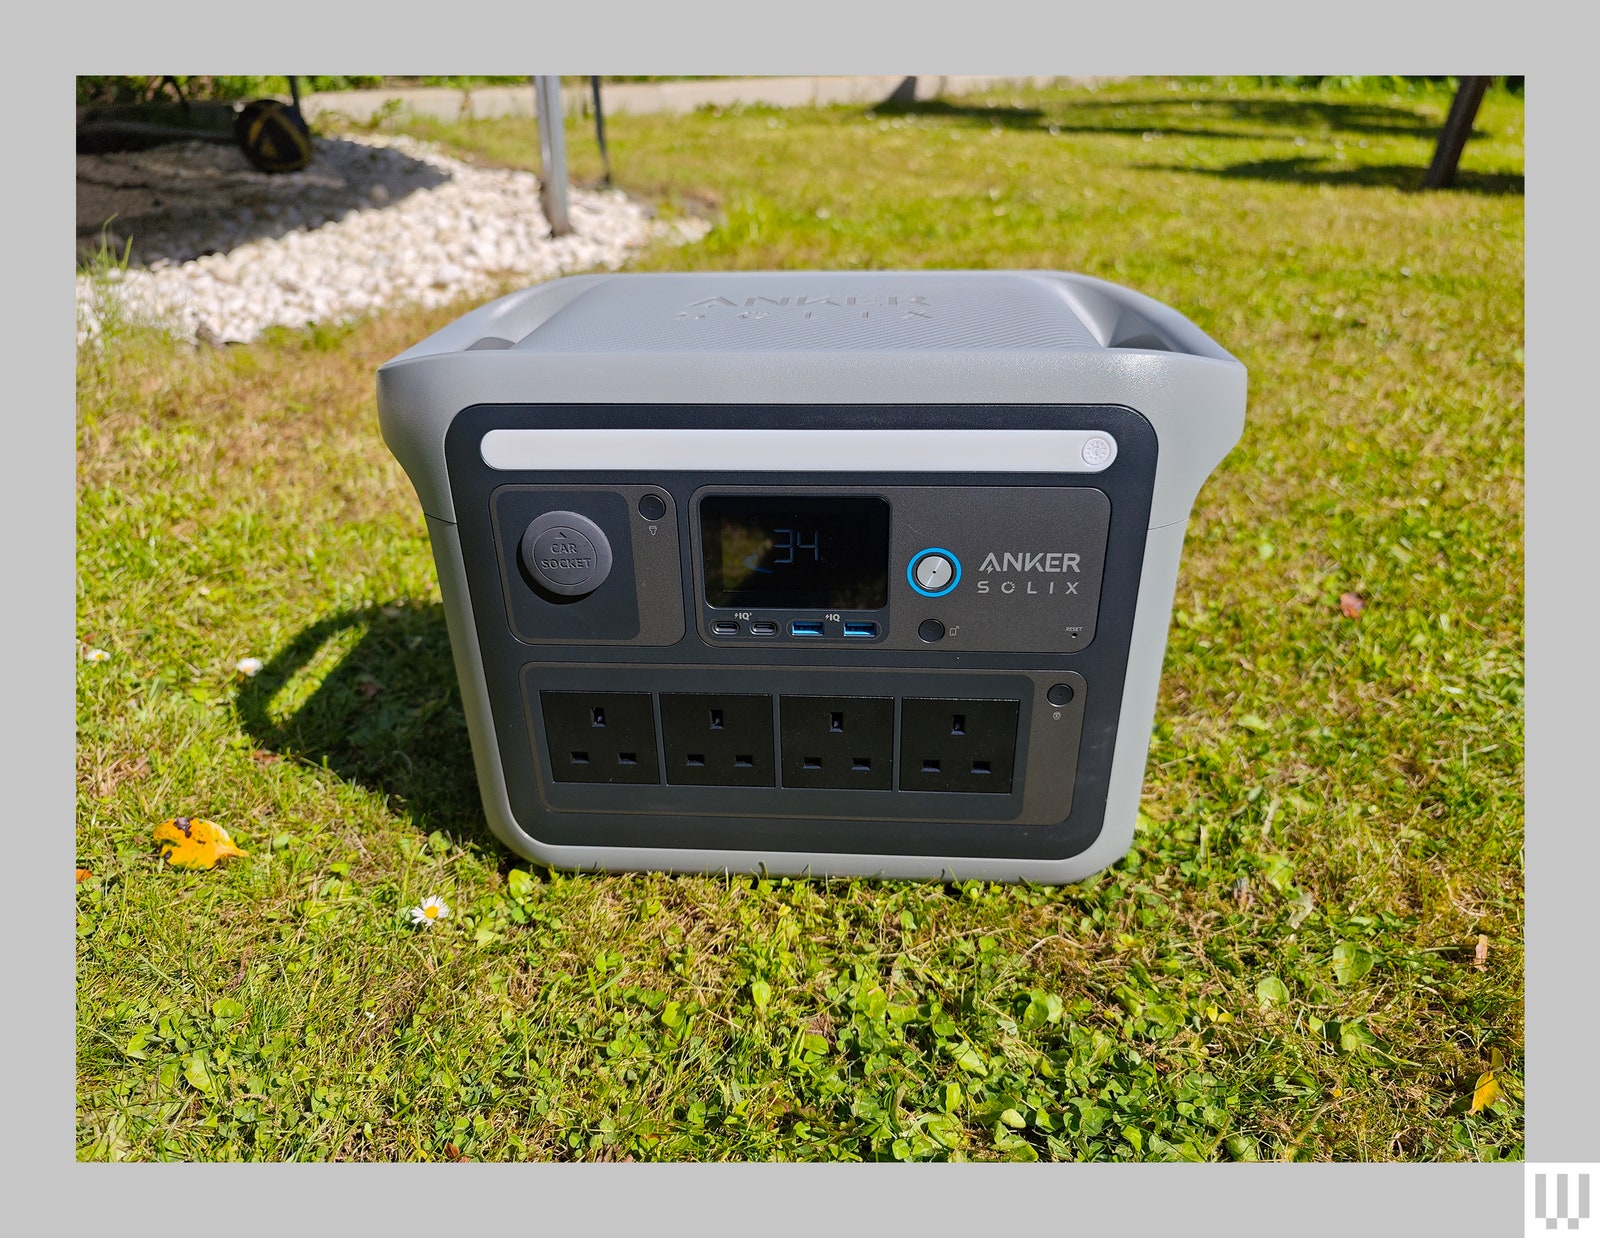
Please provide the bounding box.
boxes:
[77,132,710,347]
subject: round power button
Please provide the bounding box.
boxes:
[908,548,961,598]
[520,510,613,597]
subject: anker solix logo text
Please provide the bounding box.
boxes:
[975,551,1083,597]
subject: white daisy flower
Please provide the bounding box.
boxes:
[236,657,265,677]
[409,895,451,927]
[85,649,111,663]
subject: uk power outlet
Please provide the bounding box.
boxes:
[779,696,895,791]
[540,691,660,784]
[659,693,776,788]
[897,698,1021,794]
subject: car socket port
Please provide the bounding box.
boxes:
[659,693,775,787]
[540,691,660,784]
[898,697,1020,793]
[779,696,894,790]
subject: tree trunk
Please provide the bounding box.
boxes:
[1423,77,1492,190]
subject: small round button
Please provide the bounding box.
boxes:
[520,510,613,597]
[918,618,945,643]
[908,548,962,598]
[637,493,667,521]
[916,555,954,591]
[1082,436,1113,466]
[1046,682,1075,706]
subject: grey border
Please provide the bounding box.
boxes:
[40,59,78,1188]
[45,27,1548,1238]
[1526,67,1593,1165]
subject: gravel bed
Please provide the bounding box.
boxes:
[76,133,708,345]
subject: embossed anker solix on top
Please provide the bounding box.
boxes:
[510,273,1105,354]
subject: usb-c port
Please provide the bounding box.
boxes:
[790,621,825,637]
[749,621,778,636]
[712,621,739,636]
[842,622,877,638]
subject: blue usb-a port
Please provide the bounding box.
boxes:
[790,620,825,637]
[842,622,878,638]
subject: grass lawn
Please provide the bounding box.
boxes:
[76,78,1524,1162]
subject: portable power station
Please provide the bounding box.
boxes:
[377,271,1245,883]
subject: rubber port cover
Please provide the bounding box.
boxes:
[520,510,613,597]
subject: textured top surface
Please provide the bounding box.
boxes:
[508,271,1105,354]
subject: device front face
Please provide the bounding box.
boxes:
[443,402,1158,866]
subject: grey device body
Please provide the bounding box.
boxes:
[377,271,1245,883]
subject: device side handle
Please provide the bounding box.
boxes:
[380,274,606,365]
[1038,271,1240,363]
[377,275,615,523]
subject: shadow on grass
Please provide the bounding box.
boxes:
[866,90,1518,196]
[874,93,1479,147]
[1053,94,1461,139]
[76,133,450,269]
[875,105,1295,144]
[234,602,496,853]
[871,98,1046,128]
[1145,156,1524,196]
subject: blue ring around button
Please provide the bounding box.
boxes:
[907,548,962,598]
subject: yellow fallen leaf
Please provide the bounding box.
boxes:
[1470,1048,1506,1113]
[153,817,247,869]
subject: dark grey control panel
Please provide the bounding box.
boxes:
[441,400,1164,863]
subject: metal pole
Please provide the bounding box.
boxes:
[1422,76,1491,190]
[533,75,571,236]
[591,76,612,187]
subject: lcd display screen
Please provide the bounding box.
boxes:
[701,495,890,610]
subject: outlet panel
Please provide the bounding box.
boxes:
[522,665,1085,856]
[522,664,1087,839]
